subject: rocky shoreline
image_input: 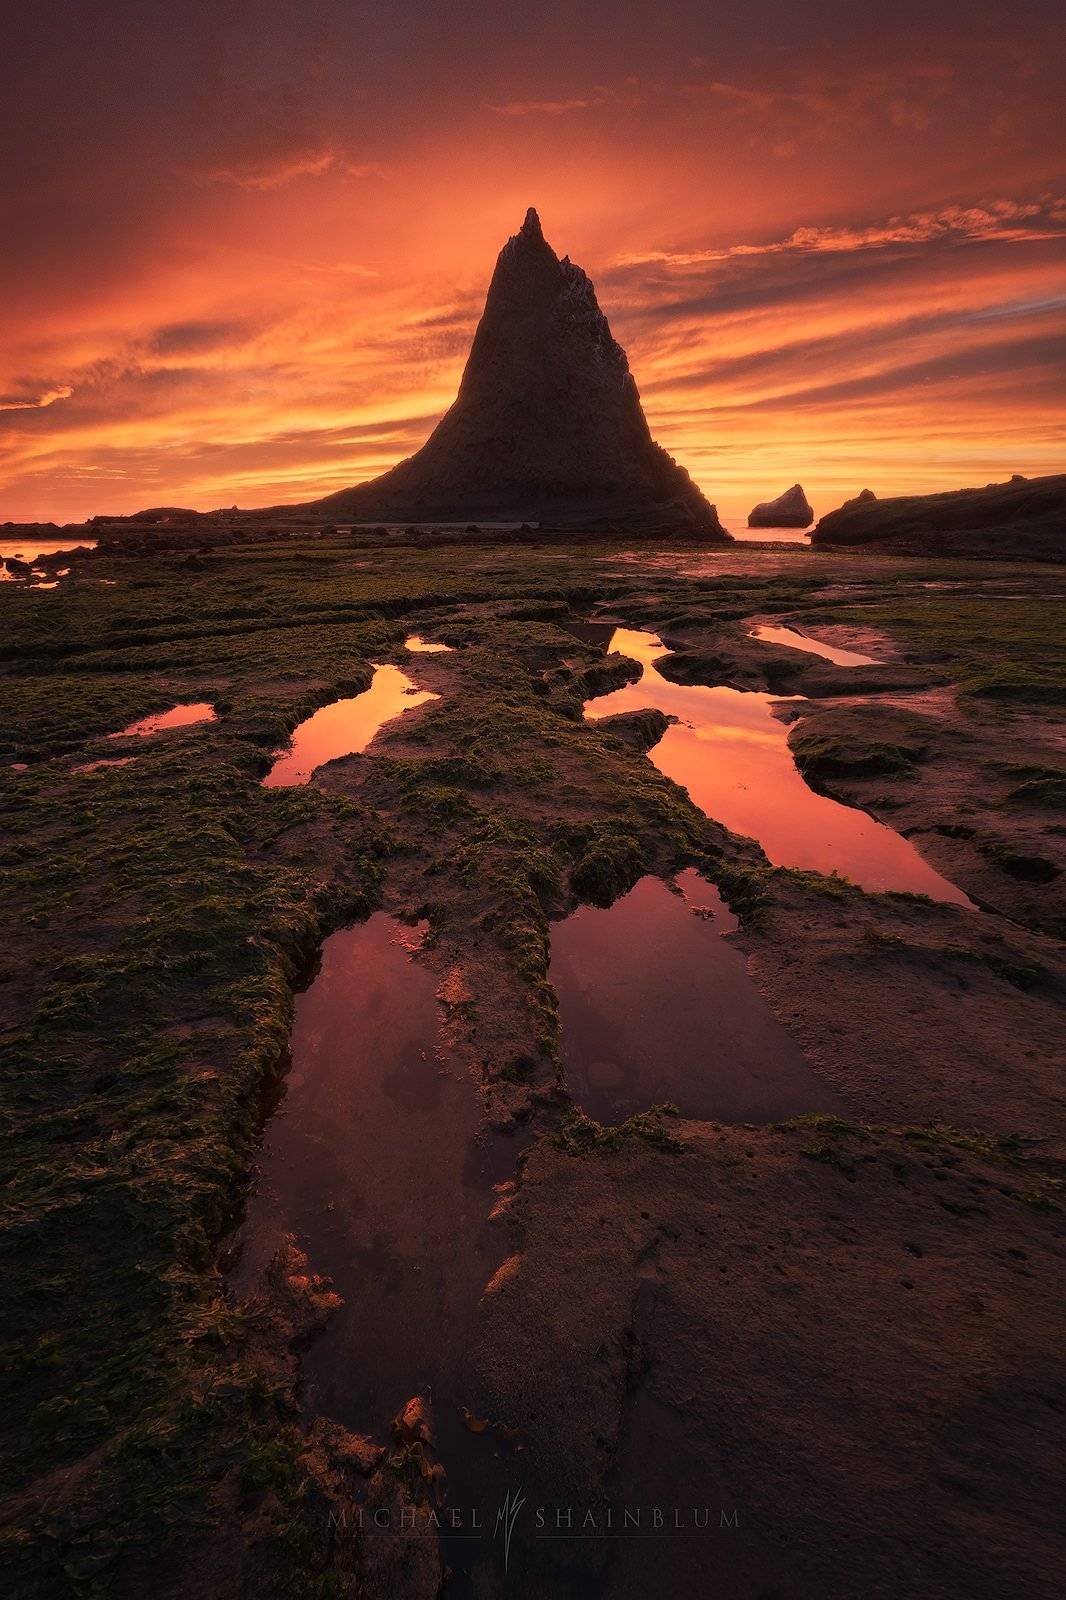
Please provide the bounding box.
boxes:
[1,529,1062,1599]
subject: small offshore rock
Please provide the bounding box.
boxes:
[748,484,814,528]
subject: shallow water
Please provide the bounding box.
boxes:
[108,702,217,738]
[1,564,60,588]
[587,627,973,905]
[405,633,453,652]
[232,914,516,1584]
[748,622,879,668]
[0,537,97,562]
[720,514,811,545]
[552,871,841,1124]
[263,664,438,787]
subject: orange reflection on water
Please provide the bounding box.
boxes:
[0,539,98,562]
[588,628,973,906]
[263,664,439,787]
[230,910,513,1491]
[109,702,217,737]
[749,623,879,668]
[552,872,841,1124]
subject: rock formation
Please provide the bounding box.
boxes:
[300,209,729,536]
[824,488,877,516]
[747,484,814,528]
[811,473,1066,559]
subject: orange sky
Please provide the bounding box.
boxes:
[2,1,1064,522]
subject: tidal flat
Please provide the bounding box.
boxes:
[1,530,1063,1600]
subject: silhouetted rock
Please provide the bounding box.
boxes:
[748,484,814,528]
[828,488,877,515]
[90,507,199,525]
[300,209,729,538]
[811,473,1066,560]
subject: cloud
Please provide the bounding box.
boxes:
[486,92,612,116]
[200,150,336,189]
[638,295,1066,402]
[2,4,1064,521]
[689,58,959,138]
[615,198,1066,269]
[147,319,260,357]
[0,384,73,412]
[194,148,381,190]
[712,331,1066,415]
[487,98,598,116]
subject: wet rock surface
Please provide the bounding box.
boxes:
[467,1120,1065,1600]
[2,532,1063,1600]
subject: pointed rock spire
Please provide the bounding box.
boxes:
[304,211,728,536]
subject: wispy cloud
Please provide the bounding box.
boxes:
[3,3,1064,522]
[616,198,1066,269]
[0,384,73,412]
[487,90,614,116]
[688,60,959,137]
[191,148,382,191]
[146,319,260,358]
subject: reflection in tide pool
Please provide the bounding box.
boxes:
[109,702,217,738]
[263,665,439,787]
[749,622,879,668]
[588,628,973,905]
[553,871,841,1124]
[232,913,513,1566]
[0,537,97,563]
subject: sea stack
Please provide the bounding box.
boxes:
[748,484,814,528]
[304,208,729,536]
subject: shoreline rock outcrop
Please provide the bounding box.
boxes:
[812,473,1066,559]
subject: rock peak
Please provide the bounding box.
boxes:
[301,212,728,536]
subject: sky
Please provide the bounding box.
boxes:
[2,0,1064,523]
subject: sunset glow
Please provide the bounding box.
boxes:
[3,1,1063,522]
